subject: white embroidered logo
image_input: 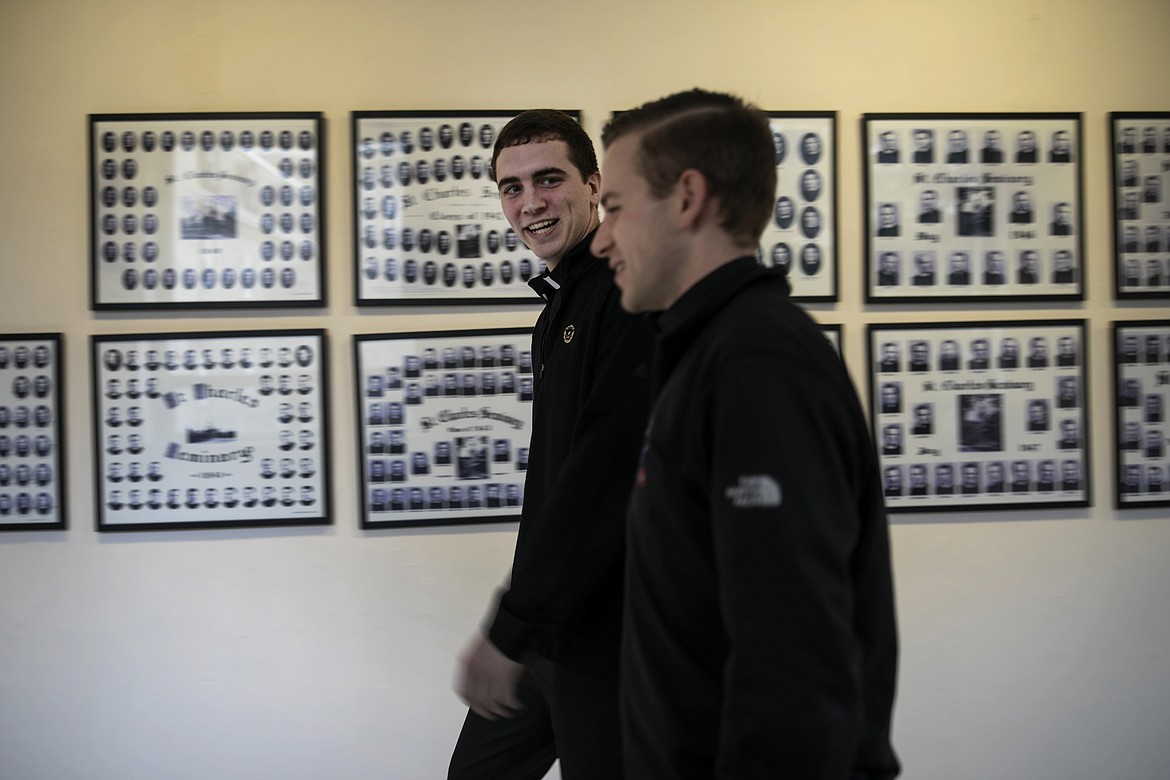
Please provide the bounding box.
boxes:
[723,475,782,509]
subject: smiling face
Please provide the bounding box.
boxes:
[495,140,599,269]
[591,132,689,314]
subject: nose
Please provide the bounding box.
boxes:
[521,188,546,213]
[592,219,613,260]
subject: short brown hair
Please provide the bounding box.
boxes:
[491,110,598,183]
[601,89,776,245]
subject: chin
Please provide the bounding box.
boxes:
[619,289,648,315]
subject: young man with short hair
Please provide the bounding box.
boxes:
[448,110,653,780]
[592,88,899,779]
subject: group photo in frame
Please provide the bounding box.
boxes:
[867,320,1090,513]
[1110,112,1170,299]
[352,111,564,306]
[1112,320,1170,507]
[353,328,534,529]
[760,112,838,301]
[863,113,1084,303]
[91,329,330,531]
[89,112,326,310]
[0,334,66,530]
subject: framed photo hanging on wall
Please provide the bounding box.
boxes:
[1112,320,1170,507]
[352,110,573,306]
[1110,112,1170,299]
[762,112,838,301]
[354,328,534,529]
[867,320,1090,513]
[862,113,1084,303]
[0,334,66,531]
[820,322,842,358]
[91,329,331,531]
[89,112,326,310]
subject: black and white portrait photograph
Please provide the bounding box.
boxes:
[1110,113,1170,299]
[0,334,66,530]
[760,112,837,301]
[91,330,330,531]
[354,328,533,528]
[864,113,1084,303]
[1112,320,1170,507]
[352,111,558,306]
[89,113,325,310]
[868,320,1090,513]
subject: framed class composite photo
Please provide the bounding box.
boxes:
[1112,320,1170,507]
[0,334,66,531]
[91,329,330,531]
[863,113,1084,303]
[1110,112,1170,299]
[354,328,534,529]
[352,110,569,306]
[762,112,838,301]
[867,320,1090,513]
[90,112,326,310]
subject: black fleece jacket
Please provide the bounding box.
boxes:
[486,228,653,676]
[622,258,900,779]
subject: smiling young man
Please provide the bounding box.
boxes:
[592,89,900,779]
[448,110,653,780]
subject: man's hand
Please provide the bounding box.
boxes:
[456,633,524,720]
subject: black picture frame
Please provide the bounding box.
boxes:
[763,112,838,301]
[1112,320,1170,507]
[91,329,331,531]
[863,113,1084,303]
[353,328,534,529]
[352,110,574,306]
[89,112,326,310]
[1109,112,1170,299]
[820,322,842,357]
[0,334,66,531]
[867,320,1090,513]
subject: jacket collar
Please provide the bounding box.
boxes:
[526,227,602,302]
[651,257,790,392]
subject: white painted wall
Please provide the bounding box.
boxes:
[1,1,1168,777]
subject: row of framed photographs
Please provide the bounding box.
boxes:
[89,110,1170,311]
[2,320,1167,532]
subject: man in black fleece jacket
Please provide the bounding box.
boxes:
[592,89,900,780]
[448,110,653,779]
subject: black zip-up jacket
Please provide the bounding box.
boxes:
[623,258,900,779]
[486,228,653,676]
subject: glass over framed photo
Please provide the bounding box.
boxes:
[352,110,571,306]
[863,113,1084,303]
[354,328,534,528]
[0,334,66,530]
[91,329,330,531]
[1110,112,1170,299]
[89,112,326,310]
[761,112,838,301]
[1112,320,1170,507]
[820,322,842,357]
[867,320,1090,513]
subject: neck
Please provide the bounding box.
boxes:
[662,234,756,311]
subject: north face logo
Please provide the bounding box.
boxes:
[723,475,782,508]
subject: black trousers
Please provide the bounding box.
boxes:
[447,654,623,780]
